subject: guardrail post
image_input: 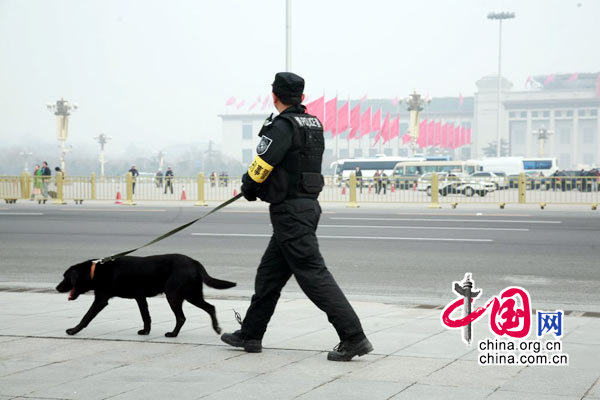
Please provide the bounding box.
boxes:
[123,172,135,205]
[20,172,29,199]
[91,173,96,200]
[346,172,359,208]
[53,172,66,205]
[518,172,526,204]
[429,172,440,208]
[195,173,208,206]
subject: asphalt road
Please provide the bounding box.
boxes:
[1,201,599,312]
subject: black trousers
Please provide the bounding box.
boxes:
[241,198,364,341]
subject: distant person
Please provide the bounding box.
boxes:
[31,164,42,200]
[373,170,381,194]
[164,166,174,194]
[155,169,164,188]
[381,171,388,194]
[128,165,139,194]
[40,161,51,200]
[54,166,62,175]
[355,166,363,194]
[210,171,216,187]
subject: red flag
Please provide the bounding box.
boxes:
[402,134,411,144]
[390,117,400,139]
[261,95,271,110]
[596,73,600,97]
[434,121,441,145]
[544,74,555,85]
[525,76,531,88]
[567,73,578,83]
[391,96,399,106]
[225,97,236,106]
[324,97,337,135]
[466,128,472,144]
[337,102,349,135]
[371,109,381,134]
[360,107,371,137]
[348,104,360,140]
[427,120,435,147]
[441,123,448,148]
[448,124,457,149]
[376,113,390,145]
[236,99,245,109]
[248,101,257,111]
[417,120,427,148]
[458,94,464,108]
[359,94,368,103]
[306,96,324,122]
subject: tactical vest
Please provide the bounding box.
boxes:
[259,111,325,203]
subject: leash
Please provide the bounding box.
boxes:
[97,193,243,264]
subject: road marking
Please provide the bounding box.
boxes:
[394,212,532,217]
[0,212,44,216]
[319,224,528,232]
[330,217,561,224]
[191,233,492,242]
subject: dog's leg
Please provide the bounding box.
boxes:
[165,295,185,337]
[66,296,109,335]
[135,297,151,335]
[186,294,221,334]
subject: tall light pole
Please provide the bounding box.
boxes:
[285,0,292,71]
[18,151,32,172]
[533,127,553,157]
[46,98,77,173]
[93,133,111,177]
[487,11,515,157]
[405,91,430,157]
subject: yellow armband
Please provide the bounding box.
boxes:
[247,155,273,183]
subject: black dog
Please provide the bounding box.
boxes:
[56,254,236,337]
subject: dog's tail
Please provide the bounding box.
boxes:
[194,260,236,289]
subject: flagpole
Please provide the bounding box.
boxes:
[285,0,291,71]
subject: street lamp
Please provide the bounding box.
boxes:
[46,98,78,173]
[93,133,112,177]
[18,151,33,172]
[405,91,430,157]
[533,127,553,157]
[487,11,515,157]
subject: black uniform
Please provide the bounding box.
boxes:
[239,103,365,342]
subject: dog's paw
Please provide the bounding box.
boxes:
[164,332,178,338]
[138,329,150,335]
[66,328,78,336]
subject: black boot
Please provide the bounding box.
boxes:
[221,330,262,353]
[327,337,373,361]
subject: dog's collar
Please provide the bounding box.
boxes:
[90,261,97,280]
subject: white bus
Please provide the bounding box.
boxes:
[391,160,481,188]
[522,157,559,176]
[330,156,423,185]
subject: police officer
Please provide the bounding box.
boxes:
[221,72,372,361]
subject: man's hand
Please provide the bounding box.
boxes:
[241,184,257,201]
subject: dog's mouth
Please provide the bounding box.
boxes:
[68,288,76,301]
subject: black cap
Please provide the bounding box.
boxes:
[272,72,304,103]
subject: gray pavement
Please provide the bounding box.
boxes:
[1,291,599,399]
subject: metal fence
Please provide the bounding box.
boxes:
[1,172,598,209]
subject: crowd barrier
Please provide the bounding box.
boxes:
[0,172,598,209]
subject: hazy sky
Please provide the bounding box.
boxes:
[0,0,598,151]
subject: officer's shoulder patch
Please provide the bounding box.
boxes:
[256,136,273,155]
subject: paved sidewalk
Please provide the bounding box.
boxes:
[0,291,599,400]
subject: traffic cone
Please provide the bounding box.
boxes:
[181,186,187,200]
[115,189,122,204]
[233,189,238,196]
[341,186,346,195]
[391,183,396,193]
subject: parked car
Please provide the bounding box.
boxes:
[417,173,495,197]
[469,171,507,190]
